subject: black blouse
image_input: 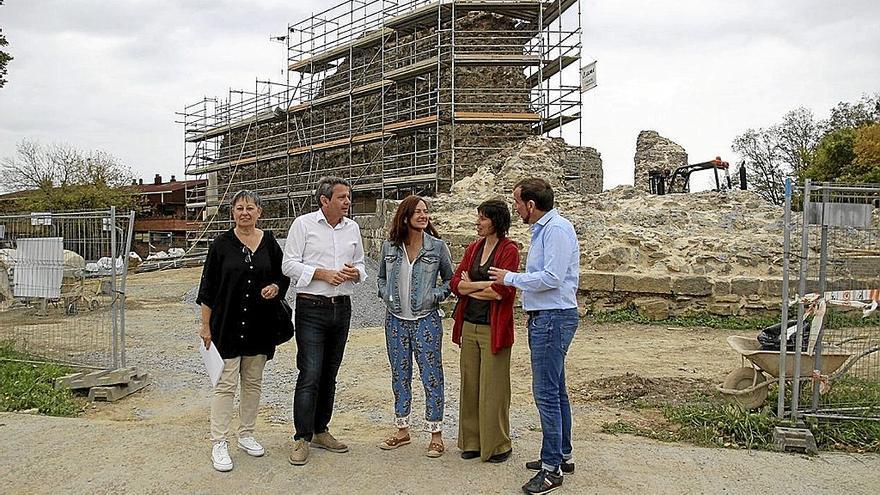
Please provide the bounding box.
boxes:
[196,228,290,360]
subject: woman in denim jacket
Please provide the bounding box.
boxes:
[376,195,453,458]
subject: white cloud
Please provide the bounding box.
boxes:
[1,0,878,191]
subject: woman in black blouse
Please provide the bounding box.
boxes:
[196,190,290,472]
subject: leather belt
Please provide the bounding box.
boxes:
[297,293,350,305]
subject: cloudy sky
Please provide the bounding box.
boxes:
[1,0,878,191]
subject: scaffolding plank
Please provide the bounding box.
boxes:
[526,55,579,87]
[542,0,578,25]
[288,102,311,114]
[185,109,283,143]
[454,53,542,66]
[534,113,579,134]
[383,172,437,186]
[311,136,352,151]
[454,111,541,123]
[351,79,394,97]
[385,57,439,81]
[384,3,445,31]
[385,115,440,133]
[351,131,391,144]
[289,28,394,73]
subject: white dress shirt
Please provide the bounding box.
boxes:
[281,208,368,296]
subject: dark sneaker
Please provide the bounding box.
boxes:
[522,469,563,495]
[460,450,480,460]
[526,459,574,474]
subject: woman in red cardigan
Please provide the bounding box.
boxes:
[450,198,520,463]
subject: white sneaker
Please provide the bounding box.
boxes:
[212,441,233,472]
[237,436,265,457]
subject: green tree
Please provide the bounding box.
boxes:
[0,0,11,88]
[847,124,880,183]
[803,128,856,182]
[0,140,136,212]
[825,93,880,131]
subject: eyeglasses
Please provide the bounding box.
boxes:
[242,246,253,264]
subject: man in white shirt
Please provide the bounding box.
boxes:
[281,176,367,466]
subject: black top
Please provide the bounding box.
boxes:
[196,228,290,360]
[463,242,497,325]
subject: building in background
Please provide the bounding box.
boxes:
[132,174,205,258]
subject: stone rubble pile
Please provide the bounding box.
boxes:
[430,136,785,280]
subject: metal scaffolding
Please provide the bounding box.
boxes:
[180,0,582,245]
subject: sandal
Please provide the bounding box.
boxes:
[426,441,445,458]
[379,434,411,450]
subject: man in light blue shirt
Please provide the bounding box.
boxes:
[489,178,579,495]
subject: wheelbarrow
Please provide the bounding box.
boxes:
[717,336,852,410]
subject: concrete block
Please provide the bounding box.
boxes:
[614,274,672,294]
[672,275,713,296]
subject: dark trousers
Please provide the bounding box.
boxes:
[293,297,351,441]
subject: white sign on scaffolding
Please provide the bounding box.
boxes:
[580,60,597,93]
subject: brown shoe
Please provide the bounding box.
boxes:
[378,434,411,450]
[426,441,445,458]
[288,439,310,465]
[311,431,349,453]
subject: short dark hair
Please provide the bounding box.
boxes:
[514,178,554,211]
[315,176,351,204]
[477,198,511,238]
[231,189,262,208]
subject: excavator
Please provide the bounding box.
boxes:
[648,157,747,195]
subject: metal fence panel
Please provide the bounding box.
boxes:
[785,182,880,421]
[0,208,134,370]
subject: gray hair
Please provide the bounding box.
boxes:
[231,189,262,208]
[315,176,351,204]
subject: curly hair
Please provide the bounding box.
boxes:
[477,198,511,238]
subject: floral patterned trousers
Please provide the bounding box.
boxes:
[385,311,445,432]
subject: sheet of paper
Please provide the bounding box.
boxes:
[199,341,224,387]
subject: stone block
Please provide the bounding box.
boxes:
[579,271,614,291]
[633,297,670,320]
[709,302,740,316]
[713,294,741,303]
[672,275,713,296]
[613,274,672,294]
[714,279,731,296]
[730,277,762,296]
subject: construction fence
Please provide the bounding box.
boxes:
[780,180,880,421]
[0,208,135,370]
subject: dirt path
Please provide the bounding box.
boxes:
[1,268,878,494]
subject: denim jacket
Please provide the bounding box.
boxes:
[377,232,454,318]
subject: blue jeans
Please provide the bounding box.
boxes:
[528,308,578,471]
[385,311,445,432]
[293,296,351,441]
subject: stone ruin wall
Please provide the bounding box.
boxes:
[354,131,879,320]
[633,130,687,193]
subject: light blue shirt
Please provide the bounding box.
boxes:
[503,208,579,311]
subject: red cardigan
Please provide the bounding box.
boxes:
[451,237,520,354]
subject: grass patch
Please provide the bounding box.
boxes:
[0,345,85,417]
[601,379,880,453]
[592,307,880,331]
